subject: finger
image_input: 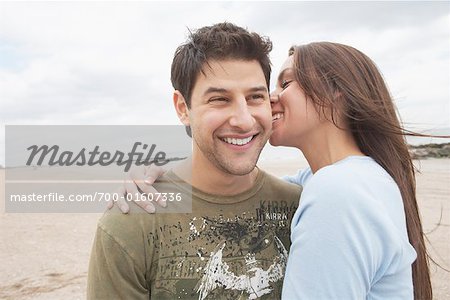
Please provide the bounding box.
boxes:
[129,166,153,196]
[130,176,166,208]
[116,184,130,214]
[144,165,166,185]
[141,166,167,207]
[124,179,155,213]
[108,186,123,209]
[107,198,114,209]
[107,192,115,209]
[143,185,167,208]
[128,165,163,213]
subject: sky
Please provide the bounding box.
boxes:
[0,1,449,164]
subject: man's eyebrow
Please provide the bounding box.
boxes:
[248,86,268,93]
[203,87,228,96]
[203,86,268,96]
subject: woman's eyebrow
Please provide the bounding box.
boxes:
[277,68,294,83]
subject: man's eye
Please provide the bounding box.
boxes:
[249,94,265,101]
[281,80,292,89]
[209,97,228,103]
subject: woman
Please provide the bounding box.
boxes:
[113,42,432,299]
[270,42,431,299]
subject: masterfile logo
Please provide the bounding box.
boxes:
[4,125,192,213]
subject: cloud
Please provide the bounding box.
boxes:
[0,1,449,163]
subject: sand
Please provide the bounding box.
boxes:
[0,158,449,299]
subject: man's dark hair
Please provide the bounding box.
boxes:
[171,22,273,108]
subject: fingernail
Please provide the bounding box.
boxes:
[144,177,153,185]
[120,204,129,213]
[145,205,155,213]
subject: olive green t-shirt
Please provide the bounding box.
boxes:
[87,170,301,300]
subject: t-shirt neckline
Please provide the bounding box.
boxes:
[163,168,267,205]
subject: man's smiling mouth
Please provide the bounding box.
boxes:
[221,135,255,146]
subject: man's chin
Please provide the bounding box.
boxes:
[228,167,256,176]
[224,170,254,177]
[221,158,259,176]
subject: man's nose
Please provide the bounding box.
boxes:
[229,100,256,131]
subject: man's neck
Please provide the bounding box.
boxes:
[172,156,259,196]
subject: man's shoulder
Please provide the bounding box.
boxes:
[260,170,302,199]
[153,170,190,193]
[98,205,156,246]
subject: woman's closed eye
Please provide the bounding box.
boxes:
[280,79,293,90]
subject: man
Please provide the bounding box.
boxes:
[87,22,301,300]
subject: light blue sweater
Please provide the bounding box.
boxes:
[282,156,416,299]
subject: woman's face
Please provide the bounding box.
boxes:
[269,56,322,148]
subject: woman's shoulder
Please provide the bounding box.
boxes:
[303,156,401,211]
[308,156,394,188]
[282,168,313,186]
[298,156,408,237]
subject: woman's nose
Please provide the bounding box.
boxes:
[270,91,280,104]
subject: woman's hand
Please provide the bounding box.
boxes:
[108,165,166,213]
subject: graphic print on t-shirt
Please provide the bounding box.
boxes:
[150,199,296,300]
[196,236,288,300]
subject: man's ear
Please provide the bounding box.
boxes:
[173,90,190,126]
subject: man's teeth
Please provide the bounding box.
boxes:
[272,113,283,121]
[222,136,254,146]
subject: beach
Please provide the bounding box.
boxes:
[0,158,449,299]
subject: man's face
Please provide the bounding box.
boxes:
[187,59,272,175]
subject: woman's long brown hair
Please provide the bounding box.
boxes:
[289,42,432,299]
